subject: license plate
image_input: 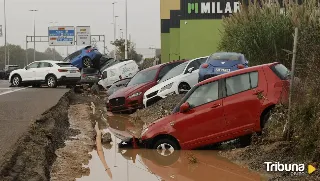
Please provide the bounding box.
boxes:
[216,68,231,72]
[70,70,76,73]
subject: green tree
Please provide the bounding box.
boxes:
[0,44,63,69]
[111,38,143,62]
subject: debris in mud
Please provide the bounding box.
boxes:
[0,91,73,181]
[130,94,185,123]
[50,104,96,181]
[101,132,112,143]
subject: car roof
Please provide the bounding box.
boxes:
[34,60,67,64]
[197,62,279,86]
[143,60,188,71]
[107,60,136,69]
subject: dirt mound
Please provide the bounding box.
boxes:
[131,94,185,123]
[0,91,75,181]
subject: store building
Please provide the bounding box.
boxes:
[160,0,242,62]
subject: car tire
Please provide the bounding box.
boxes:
[46,75,57,88]
[152,138,180,166]
[261,110,271,129]
[178,83,191,94]
[11,75,22,87]
[82,57,92,68]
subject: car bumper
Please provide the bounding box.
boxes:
[79,77,101,84]
[107,96,144,113]
[57,76,80,85]
[143,89,176,107]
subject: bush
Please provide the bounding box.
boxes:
[219,0,320,162]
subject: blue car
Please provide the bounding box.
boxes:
[63,46,102,69]
[198,52,249,82]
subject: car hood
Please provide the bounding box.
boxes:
[109,81,153,99]
[145,76,182,95]
[10,69,23,74]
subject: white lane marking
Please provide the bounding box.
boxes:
[0,88,27,96]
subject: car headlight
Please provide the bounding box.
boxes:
[159,82,173,92]
[128,92,142,98]
[141,128,149,137]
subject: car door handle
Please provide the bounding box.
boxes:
[211,103,221,108]
[253,89,264,95]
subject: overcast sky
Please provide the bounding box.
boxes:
[0,0,160,57]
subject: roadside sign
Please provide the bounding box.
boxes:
[76,26,91,46]
[0,25,2,37]
[48,26,75,46]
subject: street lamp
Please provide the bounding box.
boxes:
[49,21,58,60]
[29,9,38,62]
[125,0,128,59]
[112,2,117,59]
[4,0,7,66]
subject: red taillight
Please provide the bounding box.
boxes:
[58,69,68,72]
[202,63,209,68]
[237,64,245,69]
[86,48,93,53]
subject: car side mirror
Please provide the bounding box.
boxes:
[102,72,107,79]
[188,67,194,73]
[180,102,190,113]
[25,67,28,70]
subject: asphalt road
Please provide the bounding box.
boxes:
[0,80,69,161]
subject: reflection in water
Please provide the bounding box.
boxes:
[78,115,265,181]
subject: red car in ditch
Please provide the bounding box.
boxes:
[127,62,290,151]
[107,60,187,113]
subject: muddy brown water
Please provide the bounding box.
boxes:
[77,114,267,181]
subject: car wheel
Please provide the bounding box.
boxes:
[178,83,191,94]
[46,75,57,88]
[83,57,92,68]
[11,75,22,87]
[152,138,180,166]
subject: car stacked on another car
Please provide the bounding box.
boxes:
[198,52,249,82]
[9,60,81,88]
[63,46,102,70]
[125,62,290,153]
[107,60,187,113]
[143,56,208,107]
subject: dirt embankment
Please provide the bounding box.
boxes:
[130,94,185,123]
[0,91,75,181]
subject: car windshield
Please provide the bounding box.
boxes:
[127,69,158,86]
[159,62,188,83]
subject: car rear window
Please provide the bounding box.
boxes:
[270,64,290,80]
[56,63,73,67]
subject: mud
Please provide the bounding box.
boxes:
[0,91,75,181]
[50,104,96,181]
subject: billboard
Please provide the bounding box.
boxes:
[48,26,75,46]
[76,26,91,46]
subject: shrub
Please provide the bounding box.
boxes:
[219,0,320,162]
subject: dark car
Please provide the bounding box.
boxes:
[107,60,187,113]
[4,65,19,80]
[63,46,102,70]
[198,52,249,82]
[106,78,132,96]
[0,70,5,79]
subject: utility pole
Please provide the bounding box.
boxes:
[4,0,7,66]
[125,0,128,59]
[29,9,38,62]
[112,2,117,59]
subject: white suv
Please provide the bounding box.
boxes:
[9,60,81,88]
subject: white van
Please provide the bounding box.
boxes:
[98,60,139,89]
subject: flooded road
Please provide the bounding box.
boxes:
[78,114,266,181]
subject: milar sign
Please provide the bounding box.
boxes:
[188,1,241,14]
